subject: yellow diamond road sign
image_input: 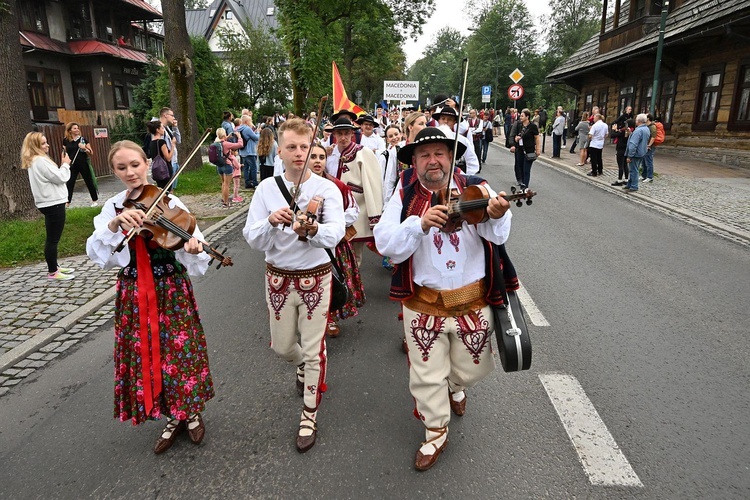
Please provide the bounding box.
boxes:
[510,68,524,83]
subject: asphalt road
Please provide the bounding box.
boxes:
[1,147,748,499]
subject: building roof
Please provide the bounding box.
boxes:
[186,0,278,39]
[122,0,163,19]
[68,40,151,64]
[21,31,153,64]
[547,0,750,82]
[20,31,72,55]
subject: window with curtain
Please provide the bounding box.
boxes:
[694,68,723,130]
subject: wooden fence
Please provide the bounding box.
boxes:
[37,124,112,177]
[56,109,131,128]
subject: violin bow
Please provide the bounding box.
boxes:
[445,57,470,203]
[112,127,213,254]
[287,95,329,215]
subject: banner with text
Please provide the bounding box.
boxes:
[383,80,420,101]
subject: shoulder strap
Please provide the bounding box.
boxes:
[274,175,337,264]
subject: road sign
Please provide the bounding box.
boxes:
[509,68,524,83]
[481,85,492,103]
[355,90,362,98]
[508,84,524,101]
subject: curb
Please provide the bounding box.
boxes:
[0,205,250,373]
[489,142,750,244]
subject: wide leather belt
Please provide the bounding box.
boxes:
[266,262,331,278]
[404,280,487,317]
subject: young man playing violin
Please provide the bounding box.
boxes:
[243,118,345,453]
[373,127,512,471]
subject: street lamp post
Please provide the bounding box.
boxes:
[468,28,499,111]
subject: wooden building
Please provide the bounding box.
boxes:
[20,0,164,126]
[546,0,750,150]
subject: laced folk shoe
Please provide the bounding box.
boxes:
[154,419,185,454]
[187,413,205,444]
[296,407,318,453]
[449,391,466,417]
[415,426,448,471]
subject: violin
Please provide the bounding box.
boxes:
[431,185,536,233]
[295,195,324,242]
[120,184,233,268]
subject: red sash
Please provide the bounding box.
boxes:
[134,236,162,417]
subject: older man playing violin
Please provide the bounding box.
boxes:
[374,127,511,471]
[243,118,345,453]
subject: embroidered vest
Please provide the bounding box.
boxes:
[388,169,518,305]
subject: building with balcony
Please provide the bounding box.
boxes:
[546,0,750,150]
[20,0,164,125]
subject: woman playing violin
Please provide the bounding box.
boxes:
[86,140,214,455]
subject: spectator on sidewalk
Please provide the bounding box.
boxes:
[22,132,75,281]
[551,110,565,158]
[221,111,235,137]
[146,120,174,189]
[236,115,260,189]
[514,108,540,189]
[642,114,657,183]
[610,118,634,186]
[507,115,525,186]
[257,127,278,182]
[587,113,608,177]
[214,128,243,208]
[63,122,98,207]
[574,112,590,164]
[624,114,650,192]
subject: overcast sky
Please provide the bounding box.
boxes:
[403,0,552,67]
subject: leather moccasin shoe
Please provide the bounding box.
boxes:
[415,438,448,471]
[296,420,317,453]
[187,413,205,444]
[449,391,466,417]
[154,419,185,455]
[326,321,340,338]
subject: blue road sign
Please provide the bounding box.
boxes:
[482,85,492,95]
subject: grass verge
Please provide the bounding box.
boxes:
[0,164,223,268]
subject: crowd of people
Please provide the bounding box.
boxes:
[19,93,663,472]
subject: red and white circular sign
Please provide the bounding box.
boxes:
[508,84,524,101]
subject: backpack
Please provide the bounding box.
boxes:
[654,122,665,145]
[151,154,170,182]
[208,141,226,167]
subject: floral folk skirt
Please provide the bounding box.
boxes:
[114,271,214,425]
[331,240,366,321]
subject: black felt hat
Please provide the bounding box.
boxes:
[356,114,379,127]
[430,104,459,120]
[396,127,467,165]
[330,116,359,131]
[330,109,359,122]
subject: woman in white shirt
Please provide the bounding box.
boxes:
[21,132,74,280]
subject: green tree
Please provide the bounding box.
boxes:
[184,0,208,9]
[216,22,291,111]
[407,28,466,106]
[275,0,431,115]
[464,0,535,110]
[162,0,202,169]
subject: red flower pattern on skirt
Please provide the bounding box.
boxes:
[114,268,214,425]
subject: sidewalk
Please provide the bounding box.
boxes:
[499,140,750,242]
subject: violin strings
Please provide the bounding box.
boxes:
[152,216,223,261]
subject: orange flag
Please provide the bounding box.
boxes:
[332,61,366,116]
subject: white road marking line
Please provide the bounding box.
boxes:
[517,281,550,326]
[539,373,643,487]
